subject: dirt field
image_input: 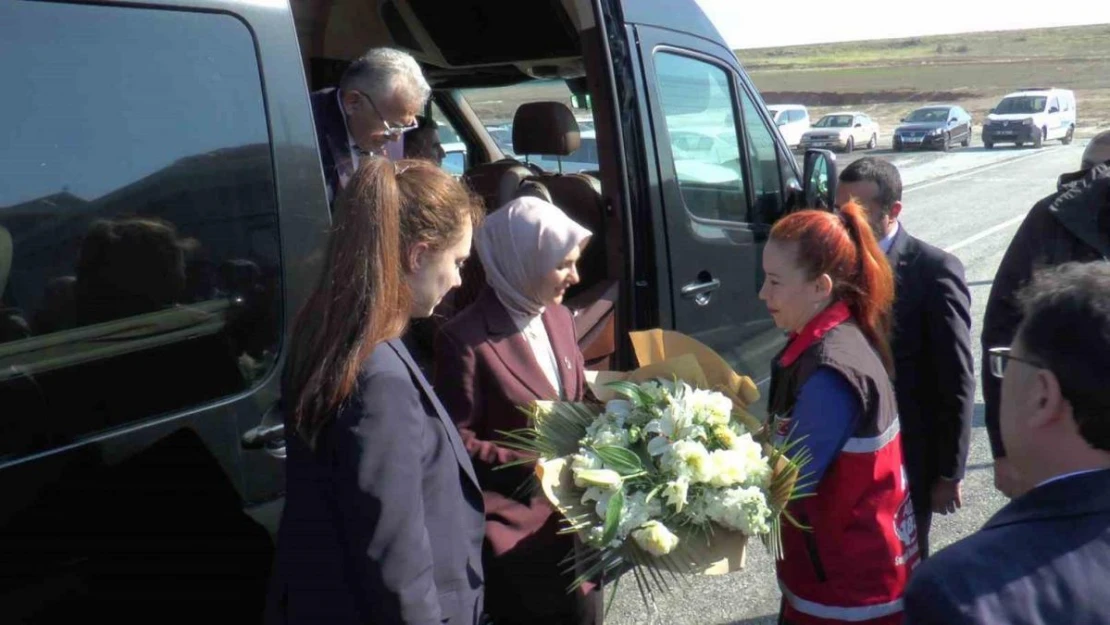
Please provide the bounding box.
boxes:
[737,24,1110,138]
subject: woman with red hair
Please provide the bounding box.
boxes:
[760,201,917,625]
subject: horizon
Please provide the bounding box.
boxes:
[694,0,1110,50]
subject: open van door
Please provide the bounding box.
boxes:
[609,2,802,403]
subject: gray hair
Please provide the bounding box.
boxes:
[340,47,431,108]
[1081,129,1110,171]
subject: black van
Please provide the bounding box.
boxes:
[0,0,833,620]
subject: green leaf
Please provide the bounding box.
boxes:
[643,483,666,505]
[601,488,624,546]
[593,445,644,475]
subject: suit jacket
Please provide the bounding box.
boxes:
[433,287,584,556]
[904,468,1110,624]
[266,339,485,625]
[310,87,356,208]
[886,225,974,498]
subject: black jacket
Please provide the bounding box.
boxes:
[266,339,485,625]
[981,164,1110,457]
[904,469,1110,624]
[887,226,974,492]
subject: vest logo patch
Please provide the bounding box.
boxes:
[893,489,919,566]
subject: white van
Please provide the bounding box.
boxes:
[767,104,811,148]
[982,88,1076,149]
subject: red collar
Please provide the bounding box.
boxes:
[779,301,851,367]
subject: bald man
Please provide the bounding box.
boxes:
[982,129,1110,498]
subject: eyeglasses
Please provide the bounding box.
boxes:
[987,346,1046,379]
[354,91,419,138]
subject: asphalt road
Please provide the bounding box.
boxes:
[605,139,1090,625]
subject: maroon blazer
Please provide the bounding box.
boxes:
[433,287,585,556]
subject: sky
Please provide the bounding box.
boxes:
[695,0,1110,50]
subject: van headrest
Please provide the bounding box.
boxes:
[512,102,580,156]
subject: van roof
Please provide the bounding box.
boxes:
[1003,88,1074,98]
[768,104,806,110]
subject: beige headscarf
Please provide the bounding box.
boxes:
[476,196,592,317]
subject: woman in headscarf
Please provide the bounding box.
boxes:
[434,195,601,625]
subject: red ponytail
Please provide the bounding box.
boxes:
[769,202,895,374]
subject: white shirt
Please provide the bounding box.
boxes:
[507,310,564,399]
[879,220,900,254]
[1035,467,1110,490]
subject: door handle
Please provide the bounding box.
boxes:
[241,423,284,450]
[681,275,721,306]
[241,402,287,459]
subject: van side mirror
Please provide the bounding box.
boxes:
[988,108,995,114]
[443,149,468,176]
[803,149,837,210]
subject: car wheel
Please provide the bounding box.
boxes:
[867,134,877,149]
[844,137,854,154]
[961,131,970,147]
[941,132,951,152]
[1062,126,1074,145]
[1033,128,1045,149]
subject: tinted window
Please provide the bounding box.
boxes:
[739,88,784,226]
[0,2,281,460]
[654,52,749,223]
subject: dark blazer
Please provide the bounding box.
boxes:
[886,226,974,507]
[434,288,596,625]
[904,468,1110,624]
[309,87,357,208]
[266,339,485,625]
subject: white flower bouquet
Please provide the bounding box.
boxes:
[499,330,811,607]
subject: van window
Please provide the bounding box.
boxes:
[738,87,785,226]
[462,80,597,172]
[654,52,749,223]
[0,2,281,460]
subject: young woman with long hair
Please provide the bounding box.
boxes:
[759,201,917,625]
[266,158,487,625]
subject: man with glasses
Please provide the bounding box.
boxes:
[837,157,974,558]
[982,129,1110,497]
[310,47,431,206]
[904,261,1110,624]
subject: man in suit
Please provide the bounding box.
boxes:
[310,47,430,206]
[836,157,974,558]
[905,261,1110,624]
[981,131,1110,497]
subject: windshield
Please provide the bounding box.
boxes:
[905,108,950,123]
[995,96,1047,115]
[814,115,853,128]
[462,80,597,171]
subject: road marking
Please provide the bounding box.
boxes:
[904,147,1058,194]
[943,215,1026,253]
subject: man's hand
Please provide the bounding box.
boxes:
[931,478,962,514]
[993,456,1026,499]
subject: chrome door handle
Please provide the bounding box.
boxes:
[681,277,721,306]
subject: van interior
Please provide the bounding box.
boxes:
[293,0,644,371]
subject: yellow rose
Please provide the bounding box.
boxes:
[631,521,680,556]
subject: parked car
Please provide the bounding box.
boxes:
[767,104,811,148]
[0,1,835,621]
[799,111,880,153]
[893,105,973,151]
[982,88,1076,149]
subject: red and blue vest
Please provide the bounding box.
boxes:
[768,303,918,624]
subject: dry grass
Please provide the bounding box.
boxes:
[738,25,1110,138]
